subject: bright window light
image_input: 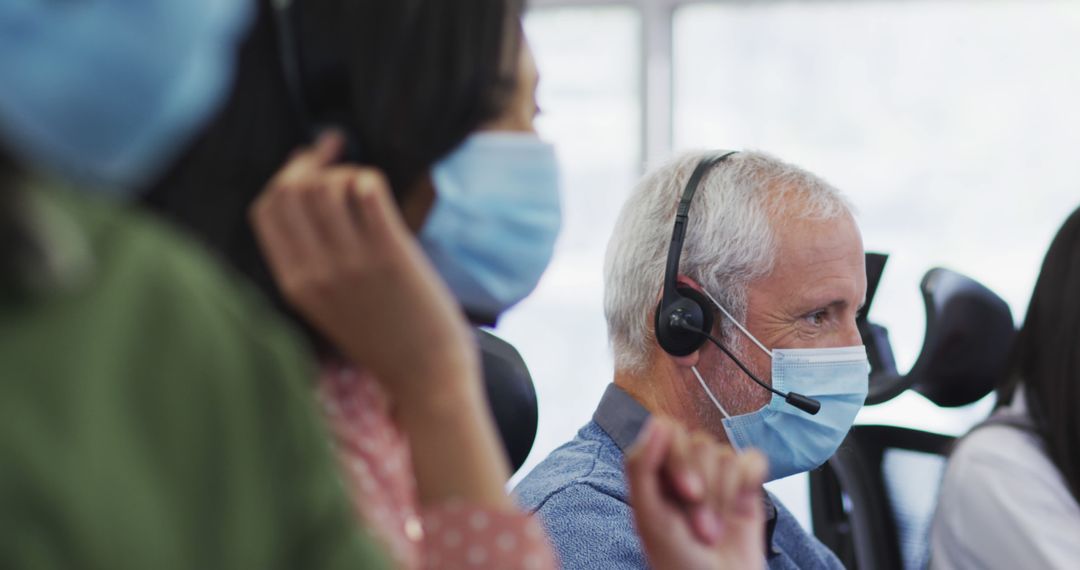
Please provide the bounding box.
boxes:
[500,6,642,484]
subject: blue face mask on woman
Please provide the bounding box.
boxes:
[692,288,870,481]
[0,0,251,191]
[420,132,562,322]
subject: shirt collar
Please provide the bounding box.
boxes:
[592,382,781,557]
[762,492,781,558]
[592,383,651,453]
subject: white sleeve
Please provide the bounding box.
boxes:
[931,426,1080,570]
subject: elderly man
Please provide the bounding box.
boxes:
[514,150,868,569]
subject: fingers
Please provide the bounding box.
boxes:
[646,419,769,547]
[732,450,768,517]
[350,169,410,255]
[308,167,364,256]
[629,418,733,544]
[626,417,674,519]
[628,415,770,570]
[251,183,317,291]
[275,130,345,188]
[712,444,740,517]
[688,431,725,544]
[249,133,401,311]
[663,421,704,504]
[702,447,767,547]
[251,132,344,274]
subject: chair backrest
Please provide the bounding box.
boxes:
[810,259,1016,569]
[811,426,954,570]
[477,328,539,475]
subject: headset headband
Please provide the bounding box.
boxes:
[660,151,738,308]
[270,0,313,132]
[270,0,363,160]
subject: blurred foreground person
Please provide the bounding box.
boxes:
[0,1,387,568]
[931,206,1080,569]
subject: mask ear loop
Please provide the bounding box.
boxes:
[698,287,772,358]
[691,365,744,453]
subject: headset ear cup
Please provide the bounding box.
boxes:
[654,286,715,356]
[676,286,716,336]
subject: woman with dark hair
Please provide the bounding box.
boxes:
[147,1,560,567]
[143,0,531,313]
[148,1,771,568]
[931,207,1080,569]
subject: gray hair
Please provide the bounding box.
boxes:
[603,150,854,373]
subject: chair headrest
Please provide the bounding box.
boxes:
[477,328,538,475]
[863,264,1015,406]
[908,268,1015,407]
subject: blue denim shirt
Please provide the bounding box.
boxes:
[514,384,844,569]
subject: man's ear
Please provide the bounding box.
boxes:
[668,350,700,369]
[675,275,706,295]
[651,274,708,306]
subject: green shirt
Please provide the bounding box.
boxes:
[0,183,387,569]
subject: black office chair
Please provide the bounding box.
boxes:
[809,255,1015,570]
[477,328,539,475]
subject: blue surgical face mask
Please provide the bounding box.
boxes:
[0,0,252,191]
[692,288,869,481]
[420,132,562,321]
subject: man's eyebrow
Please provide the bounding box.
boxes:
[799,295,865,314]
[815,299,862,312]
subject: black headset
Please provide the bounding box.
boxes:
[270,0,306,124]
[654,152,736,356]
[271,0,362,159]
[653,152,821,415]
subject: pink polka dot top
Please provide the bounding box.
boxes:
[318,364,557,569]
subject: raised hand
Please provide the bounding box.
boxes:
[626,416,767,570]
[249,133,513,507]
[249,131,479,404]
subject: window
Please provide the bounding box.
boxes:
[499,6,641,483]
[670,0,1080,527]
[674,0,1080,434]
[505,0,1080,527]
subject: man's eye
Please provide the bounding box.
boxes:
[804,310,827,326]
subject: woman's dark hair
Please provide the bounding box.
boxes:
[144,0,524,303]
[297,0,523,194]
[998,206,1080,505]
